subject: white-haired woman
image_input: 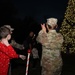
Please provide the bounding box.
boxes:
[36,18,64,75]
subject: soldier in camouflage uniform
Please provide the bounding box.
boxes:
[36,18,64,75]
[3,25,24,50]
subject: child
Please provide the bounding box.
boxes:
[0,26,26,75]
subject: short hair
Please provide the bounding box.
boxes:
[0,26,11,39]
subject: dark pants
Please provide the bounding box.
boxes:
[32,58,40,68]
[8,64,11,75]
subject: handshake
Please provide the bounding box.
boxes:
[19,55,26,60]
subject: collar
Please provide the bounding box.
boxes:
[49,30,56,33]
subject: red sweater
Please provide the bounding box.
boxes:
[0,42,19,75]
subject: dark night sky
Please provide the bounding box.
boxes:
[12,0,68,23]
[0,0,69,42]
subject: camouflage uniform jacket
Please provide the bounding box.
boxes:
[10,40,24,50]
[36,30,64,75]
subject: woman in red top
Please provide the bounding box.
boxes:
[0,26,26,75]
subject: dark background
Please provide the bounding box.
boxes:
[0,0,68,43]
[12,0,68,22]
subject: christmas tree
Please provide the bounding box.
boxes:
[59,0,75,53]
